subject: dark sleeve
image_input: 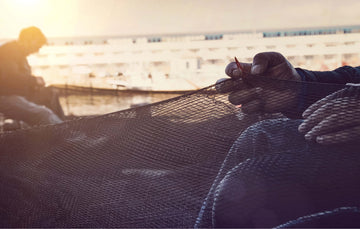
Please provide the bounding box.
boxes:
[283,66,360,119]
[296,66,360,84]
[0,60,37,96]
[0,42,38,96]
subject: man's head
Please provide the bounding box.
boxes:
[18,26,47,55]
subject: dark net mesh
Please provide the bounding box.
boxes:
[0,77,359,228]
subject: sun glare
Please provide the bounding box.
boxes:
[0,0,56,37]
[12,0,41,6]
[8,0,46,15]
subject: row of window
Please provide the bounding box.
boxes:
[148,35,224,42]
[47,26,360,46]
[51,34,225,46]
[263,27,360,38]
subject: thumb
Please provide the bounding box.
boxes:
[251,52,286,75]
[251,64,265,75]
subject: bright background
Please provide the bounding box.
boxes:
[0,0,360,38]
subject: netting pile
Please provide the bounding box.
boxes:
[0,78,360,228]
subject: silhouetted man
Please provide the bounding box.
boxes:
[0,26,64,126]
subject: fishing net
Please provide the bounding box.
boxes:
[0,77,359,228]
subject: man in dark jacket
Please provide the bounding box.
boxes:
[0,26,64,126]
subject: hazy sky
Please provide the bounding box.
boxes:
[0,0,360,39]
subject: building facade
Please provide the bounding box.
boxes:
[4,26,360,91]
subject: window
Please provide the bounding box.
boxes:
[147,37,162,43]
[266,45,276,49]
[324,54,335,60]
[205,34,223,40]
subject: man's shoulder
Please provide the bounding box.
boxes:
[0,41,23,60]
[0,40,19,50]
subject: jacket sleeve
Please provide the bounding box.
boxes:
[296,66,360,84]
[283,66,360,119]
[0,55,38,97]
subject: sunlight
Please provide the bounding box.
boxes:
[6,0,47,18]
[0,0,73,38]
[11,0,42,6]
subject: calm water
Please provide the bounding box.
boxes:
[59,92,183,116]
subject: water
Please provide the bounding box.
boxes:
[59,92,183,116]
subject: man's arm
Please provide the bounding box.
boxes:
[287,66,360,118]
[218,52,360,119]
[219,52,360,145]
[0,41,40,96]
[296,66,360,84]
[0,60,38,96]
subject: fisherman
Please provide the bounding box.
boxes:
[197,52,360,228]
[0,26,64,126]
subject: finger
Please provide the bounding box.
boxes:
[299,98,354,134]
[228,87,263,105]
[215,78,249,93]
[215,78,232,93]
[302,88,348,118]
[316,125,360,145]
[262,89,298,113]
[215,78,247,93]
[302,97,330,119]
[251,52,286,75]
[302,112,347,141]
[241,99,264,114]
[225,62,252,79]
[298,107,330,135]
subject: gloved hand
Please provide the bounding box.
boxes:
[298,85,360,145]
[217,52,301,114]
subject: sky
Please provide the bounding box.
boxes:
[0,0,360,39]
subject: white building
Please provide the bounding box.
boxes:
[19,25,360,91]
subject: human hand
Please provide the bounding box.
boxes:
[298,86,360,145]
[217,52,301,114]
[35,76,45,87]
